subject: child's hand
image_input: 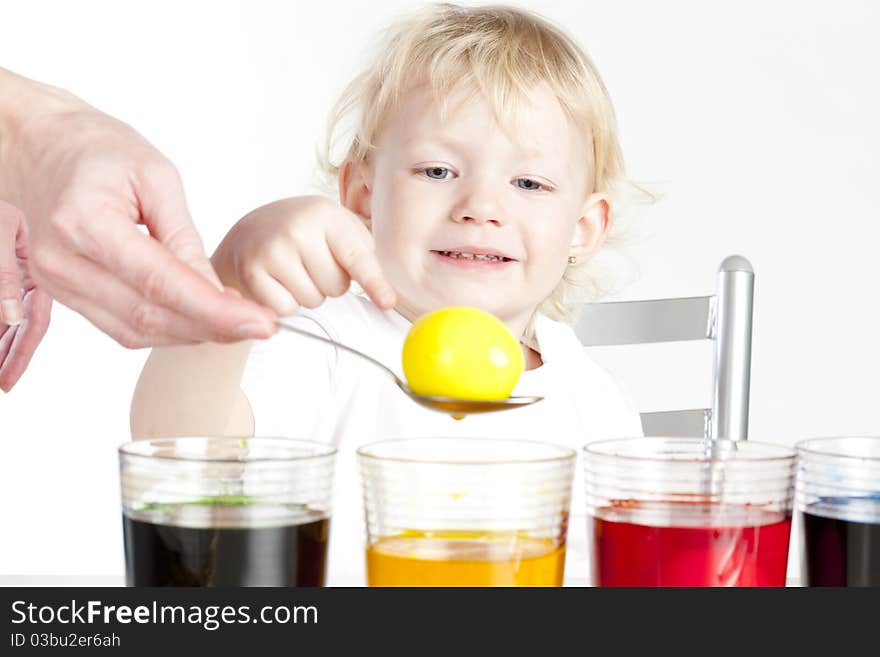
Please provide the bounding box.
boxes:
[212,196,396,315]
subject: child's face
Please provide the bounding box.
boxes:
[344,82,610,333]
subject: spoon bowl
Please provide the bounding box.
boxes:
[276,322,542,417]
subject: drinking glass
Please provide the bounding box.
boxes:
[796,436,880,586]
[119,437,336,586]
[584,437,796,586]
[359,438,575,586]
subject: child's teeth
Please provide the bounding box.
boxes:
[442,251,504,261]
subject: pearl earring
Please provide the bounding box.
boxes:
[568,256,577,265]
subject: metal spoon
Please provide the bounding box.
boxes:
[276,322,542,417]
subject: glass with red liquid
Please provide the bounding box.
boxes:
[795,437,880,586]
[584,438,796,587]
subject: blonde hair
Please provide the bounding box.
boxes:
[320,3,645,326]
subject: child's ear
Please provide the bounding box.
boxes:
[339,159,372,228]
[570,192,612,262]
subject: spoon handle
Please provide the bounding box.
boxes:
[276,322,403,385]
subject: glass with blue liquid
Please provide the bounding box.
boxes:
[796,437,880,586]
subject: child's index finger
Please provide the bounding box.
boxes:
[327,226,396,309]
[344,250,397,309]
[365,278,397,309]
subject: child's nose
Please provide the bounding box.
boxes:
[451,191,503,226]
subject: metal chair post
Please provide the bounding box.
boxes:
[711,255,755,440]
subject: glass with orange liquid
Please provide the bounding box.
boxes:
[358,438,575,586]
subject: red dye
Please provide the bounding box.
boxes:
[593,501,791,587]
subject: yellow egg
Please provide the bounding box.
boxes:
[402,307,524,401]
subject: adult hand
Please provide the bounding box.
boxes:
[0,69,277,349]
[0,200,51,391]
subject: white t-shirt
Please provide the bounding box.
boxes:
[240,292,643,586]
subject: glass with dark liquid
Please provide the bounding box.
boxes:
[584,438,796,587]
[358,438,575,586]
[119,437,336,587]
[796,437,880,586]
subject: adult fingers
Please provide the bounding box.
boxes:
[326,222,396,308]
[57,218,277,342]
[0,201,24,326]
[58,291,197,350]
[0,288,51,392]
[0,327,15,376]
[48,253,244,347]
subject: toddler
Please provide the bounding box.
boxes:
[131,3,644,586]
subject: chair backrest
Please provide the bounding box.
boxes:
[573,255,755,440]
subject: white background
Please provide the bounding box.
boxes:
[1,0,878,578]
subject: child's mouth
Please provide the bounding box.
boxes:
[431,249,516,269]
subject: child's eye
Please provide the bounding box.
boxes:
[514,178,545,191]
[423,167,452,180]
